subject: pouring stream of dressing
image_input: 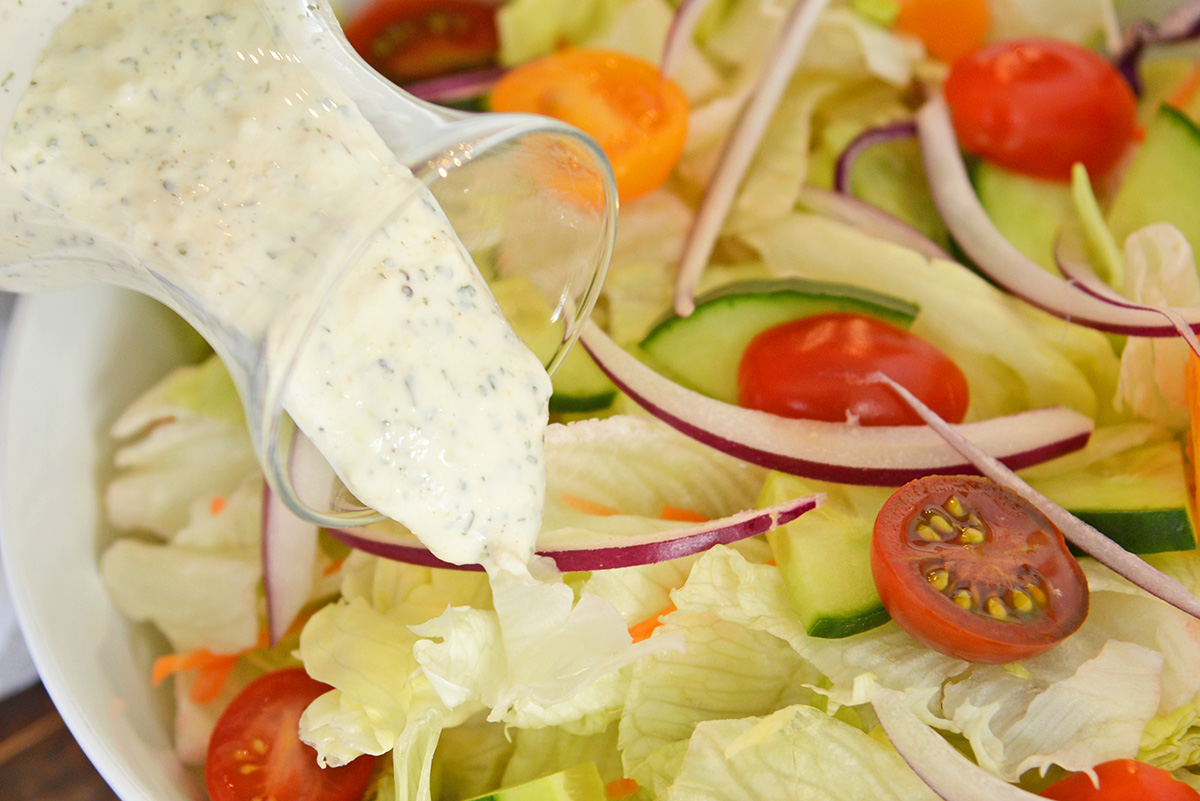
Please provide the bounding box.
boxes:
[2,0,552,566]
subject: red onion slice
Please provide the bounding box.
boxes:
[1055,235,1200,358]
[798,186,952,262]
[865,371,1200,621]
[1115,0,1200,94]
[402,65,508,105]
[262,481,319,644]
[832,119,918,195]
[917,95,1200,337]
[660,0,713,77]
[328,493,823,572]
[673,0,833,316]
[579,321,1093,484]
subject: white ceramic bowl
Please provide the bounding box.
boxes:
[0,287,207,801]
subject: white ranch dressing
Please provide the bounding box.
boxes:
[3,0,551,566]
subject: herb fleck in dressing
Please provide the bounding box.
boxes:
[3,0,551,565]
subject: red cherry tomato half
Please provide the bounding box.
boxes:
[736,312,969,427]
[206,668,376,801]
[943,38,1137,181]
[342,0,499,85]
[1041,759,1200,801]
[872,475,1088,664]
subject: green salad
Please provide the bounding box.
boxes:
[96,0,1200,800]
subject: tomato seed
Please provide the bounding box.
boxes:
[944,495,967,519]
[1011,589,1033,613]
[960,526,986,545]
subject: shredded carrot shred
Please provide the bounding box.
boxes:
[659,505,708,522]
[322,556,347,576]
[152,628,269,703]
[628,603,677,643]
[606,778,640,800]
[558,492,621,516]
[1170,58,1200,111]
[208,495,227,517]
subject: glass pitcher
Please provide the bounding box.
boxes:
[0,0,617,535]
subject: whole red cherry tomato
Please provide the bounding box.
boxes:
[1041,759,1200,801]
[206,668,376,801]
[872,475,1088,663]
[342,0,499,85]
[943,38,1137,181]
[736,312,969,426]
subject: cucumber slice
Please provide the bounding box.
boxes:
[1027,438,1197,555]
[760,472,892,639]
[638,278,919,404]
[490,276,616,412]
[1107,104,1200,255]
[972,160,1075,274]
[548,344,616,413]
[464,763,606,801]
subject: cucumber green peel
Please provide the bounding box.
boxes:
[639,277,919,404]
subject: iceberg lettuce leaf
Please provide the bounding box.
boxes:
[662,704,939,801]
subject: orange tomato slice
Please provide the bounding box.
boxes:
[490,49,689,202]
[895,0,989,64]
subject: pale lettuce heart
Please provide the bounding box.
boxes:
[582,0,723,101]
[496,0,630,65]
[298,596,466,767]
[940,639,1163,779]
[662,704,939,801]
[412,556,678,730]
[500,723,625,788]
[106,355,258,538]
[99,479,263,653]
[671,546,1185,783]
[543,415,767,526]
[1115,223,1200,428]
[618,602,820,783]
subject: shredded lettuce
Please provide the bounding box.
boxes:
[662,704,940,801]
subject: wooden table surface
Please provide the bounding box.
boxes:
[0,681,120,801]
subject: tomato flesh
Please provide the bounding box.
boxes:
[1041,759,1200,801]
[943,38,1137,181]
[343,0,499,85]
[736,313,969,426]
[206,668,375,801]
[871,475,1088,664]
[489,49,689,201]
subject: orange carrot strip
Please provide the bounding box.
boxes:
[151,650,215,687]
[659,505,708,522]
[151,628,270,702]
[1170,59,1200,110]
[628,603,677,643]
[606,778,640,800]
[208,495,227,517]
[322,556,348,576]
[189,654,239,703]
[558,492,621,516]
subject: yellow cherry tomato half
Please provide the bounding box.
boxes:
[490,49,689,202]
[895,0,990,64]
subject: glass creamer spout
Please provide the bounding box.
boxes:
[0,0,617,556]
